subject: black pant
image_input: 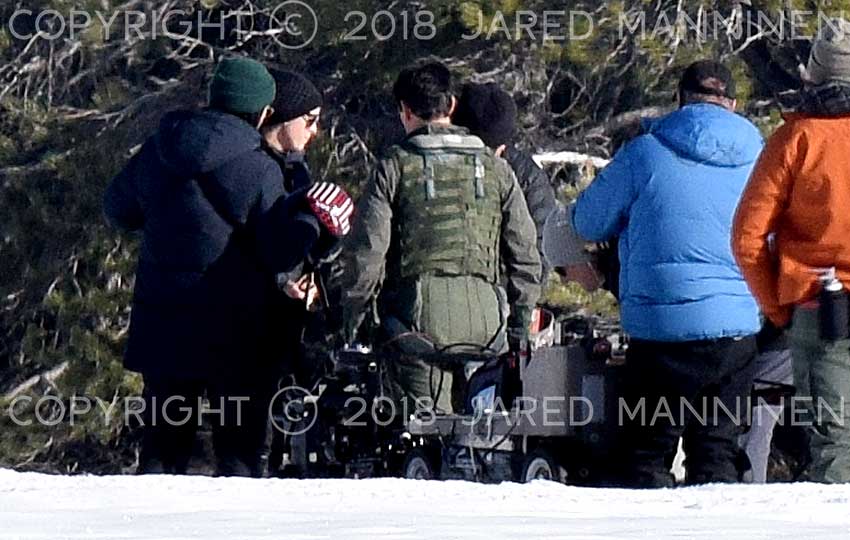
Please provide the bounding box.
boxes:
[618,336,757,488]
[138,369,277,477]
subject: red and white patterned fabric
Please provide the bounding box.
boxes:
[305,182,354,237]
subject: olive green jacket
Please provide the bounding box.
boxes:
[342,124,541,342]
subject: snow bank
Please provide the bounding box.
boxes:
[1,469,849,539]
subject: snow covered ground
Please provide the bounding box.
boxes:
[2,470,850,540]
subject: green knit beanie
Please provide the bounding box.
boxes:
[208,57,276,114]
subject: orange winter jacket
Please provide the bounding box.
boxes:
[732,112,850,327]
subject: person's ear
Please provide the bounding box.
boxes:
[448,95,457,117]
[256,105,273,129]
[494,144,507,158]
[400,102,413,122]
[729,98,738,112]
[275,124,289,147]
[800,64,816,85]
[261,122,275,143]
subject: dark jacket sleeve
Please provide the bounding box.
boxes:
[498,160,543,331]
[244,153,324,275]
[259,199,322,276]
[104,150,145,232]
[341,157,397,337]
[505,148,557,277]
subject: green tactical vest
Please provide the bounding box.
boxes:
[393,132,505,283]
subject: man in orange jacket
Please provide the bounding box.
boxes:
[732,19,850,483]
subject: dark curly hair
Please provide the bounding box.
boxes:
[392,61,454,121]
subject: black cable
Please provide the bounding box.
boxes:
[428,363,448,414]
[435,342,492,354]
[481,417,520,460]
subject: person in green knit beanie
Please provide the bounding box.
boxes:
[104,55,347,477]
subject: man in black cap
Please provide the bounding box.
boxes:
[262,70,324,194]
[571,59,763,487]
[452,83,557,282]
[259,70,331,427]
[105,57,351,477]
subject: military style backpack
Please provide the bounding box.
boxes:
[392,132,506,284]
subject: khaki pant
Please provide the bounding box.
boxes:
[790,307,850,483]
[381,274,508,414]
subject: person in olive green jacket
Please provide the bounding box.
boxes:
[342,61,541,413]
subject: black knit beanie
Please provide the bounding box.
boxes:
[452,82,517,148]
[267,70,323,125]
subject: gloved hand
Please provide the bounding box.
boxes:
[305,182,354,237]
[507,308,532,354]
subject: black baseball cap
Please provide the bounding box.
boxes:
[678,60,736,99]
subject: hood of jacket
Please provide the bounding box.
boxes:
[153,109,262,176]
[644,103,763,167]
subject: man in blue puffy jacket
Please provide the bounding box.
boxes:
[572,60,762,487]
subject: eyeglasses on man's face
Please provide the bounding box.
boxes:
[303,113,319,129]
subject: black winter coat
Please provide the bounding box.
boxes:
[503,147,557,280]
[105,110,321,378]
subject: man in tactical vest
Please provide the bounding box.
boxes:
[342,61,541,414]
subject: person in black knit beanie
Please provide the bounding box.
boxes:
[452,82,557,284]
[262,69,324,193]
[259,70,335,476]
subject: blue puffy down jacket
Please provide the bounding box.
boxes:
[572,103,762,341]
